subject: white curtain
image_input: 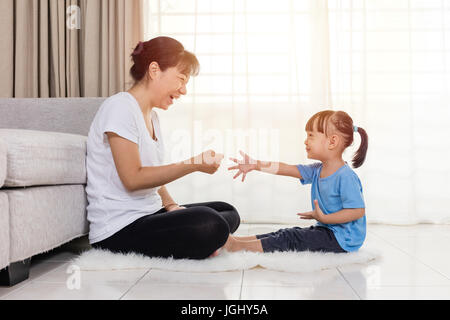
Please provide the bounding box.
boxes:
[144,0,450,225]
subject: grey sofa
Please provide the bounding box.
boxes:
[0,97,106,286]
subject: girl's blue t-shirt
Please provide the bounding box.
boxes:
[296,162,366,252]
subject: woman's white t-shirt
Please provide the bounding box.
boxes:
[86,91,165,244]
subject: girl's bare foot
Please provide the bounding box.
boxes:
[223,234,264,253]
[232,235,257,241]
[223,234,235,252]
[222,234,264,253]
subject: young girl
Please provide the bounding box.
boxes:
[224,110,369,254]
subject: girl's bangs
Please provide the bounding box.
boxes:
[305,111,333,134]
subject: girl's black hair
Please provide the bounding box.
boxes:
[305,110,368,168]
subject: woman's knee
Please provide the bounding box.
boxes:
[230,207,241,232]
[214,201,238,213]
[194,207,230,243]
[218,201,240,233]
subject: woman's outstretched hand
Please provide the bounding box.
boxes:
[228,150,258,182]
[191,149,224,174]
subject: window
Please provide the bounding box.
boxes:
[144,0,312,104]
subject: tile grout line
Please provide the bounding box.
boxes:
[238,269,245,300]
[368,230,450,282]
[336,267,362,300]
[237,223,253,300]
[118,268,152,300]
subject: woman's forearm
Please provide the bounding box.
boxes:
[157,185,176,208]
[130,150,222,192]
[130,162,198,191]
[320,208,365,224]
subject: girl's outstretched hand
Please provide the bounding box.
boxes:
[297,199,325,223]
[228,150,258,182]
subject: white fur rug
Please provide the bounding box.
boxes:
[71,245,381,273]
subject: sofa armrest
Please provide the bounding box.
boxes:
[0,138,6,188]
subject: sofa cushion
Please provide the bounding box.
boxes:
[0,129,87,187]
[0,139,6,188]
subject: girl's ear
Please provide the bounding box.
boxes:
[328,134,340,150]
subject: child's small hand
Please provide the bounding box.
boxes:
[228,150,258,182]
[297,199,325,222]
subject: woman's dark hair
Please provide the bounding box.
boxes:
[130,36,200,83]
[305,110,368,168]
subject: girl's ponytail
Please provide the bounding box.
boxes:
[352,126,368,168]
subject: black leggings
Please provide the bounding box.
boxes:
[91,201,240,260]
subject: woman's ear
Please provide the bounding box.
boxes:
[147,61,160,80]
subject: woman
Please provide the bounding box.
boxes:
[86,36,240,259]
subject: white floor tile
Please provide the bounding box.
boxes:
[121,268,243,300]
[122,284,241,300]
[2,282,131,300]
[357,286,450,300]
[338,249,450,290]
[32,262,149,285]
[368,226,450,279]
[141,269,243,286]
[241,284,359,300]
[242,267,345,287]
